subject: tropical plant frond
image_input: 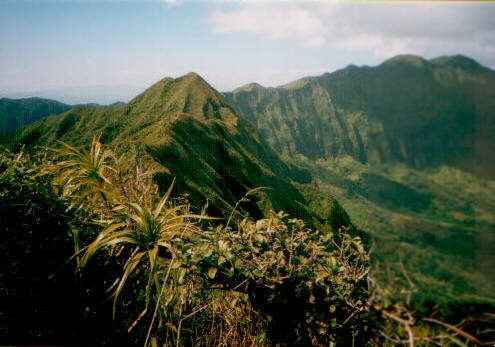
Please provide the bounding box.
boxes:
[153,177,176,217]
[47,135,118,207]
[112,250,146,320]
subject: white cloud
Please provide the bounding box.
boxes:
[334,35,414,60]
[209,3,333,46]
[208,2,495,66]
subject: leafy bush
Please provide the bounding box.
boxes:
[0,147,82,344]
[195,210,370,346]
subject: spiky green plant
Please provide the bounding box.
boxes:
[78,179,203,322]
[48,134,117,209]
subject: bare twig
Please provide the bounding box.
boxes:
[382,309,415,347]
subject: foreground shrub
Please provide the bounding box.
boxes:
[194,210,370,346]
[0,147,82,344]
[4,136,493,347]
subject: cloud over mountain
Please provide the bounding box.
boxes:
[209,2,495,67]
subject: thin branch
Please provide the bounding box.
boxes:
[382,310,415,347]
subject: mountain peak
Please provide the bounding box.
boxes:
[381,54,428,68]
[127,72,237,126]
[179,71,209,85]
[233,82,265,93]
[184,71,201,78]
[429,54,486,72]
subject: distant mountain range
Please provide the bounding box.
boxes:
[0,97,71,134]
[226,54,495,179]
[226,54,495,306]
[5,54,494,179]
[2,54,494,307]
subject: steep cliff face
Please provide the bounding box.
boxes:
[227,54,495,178]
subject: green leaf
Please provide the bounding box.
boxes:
[153,177,175,217]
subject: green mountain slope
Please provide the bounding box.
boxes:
[6,72,348,232]
[0,97,71,134]
[227,54,495,178]
[226,55,495,307]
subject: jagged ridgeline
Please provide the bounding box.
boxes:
[226,54,495,179]
[6,72,350,231]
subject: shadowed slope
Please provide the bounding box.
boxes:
[0,97,71,134]
[227,54,495,178]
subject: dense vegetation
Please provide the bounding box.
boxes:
[1,137,493,346]
[1,138,371,345]
[0,97,71,134]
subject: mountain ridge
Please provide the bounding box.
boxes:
[4,71,351,234]
[0,97,72,134]
[2,55,494,320]
[227,54,495,179]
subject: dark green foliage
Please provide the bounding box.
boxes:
[0,147,126,346]
[351,172,432,213]
[228,54,495,179]
[190,211,370,346]
[0,97,71,134]
[0,149,80,344]
[100,122,123,144]
[15,128,42,151]
[56,112,79,137]
[148,115,314,224]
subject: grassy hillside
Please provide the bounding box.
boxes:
[4,72,348,233]
[0,97,71,134]
[303,156,495,305]
[1,73,375,346]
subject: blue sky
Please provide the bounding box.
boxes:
[1,0,494,104]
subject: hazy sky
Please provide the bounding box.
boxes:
[1,0,494,104]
